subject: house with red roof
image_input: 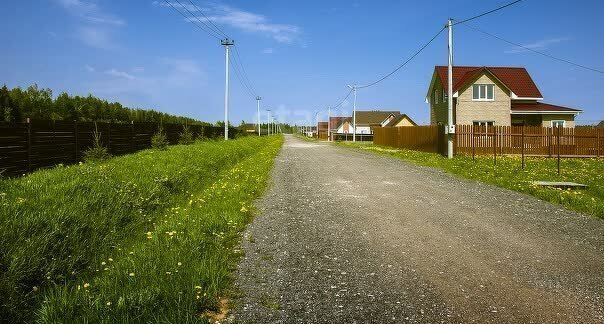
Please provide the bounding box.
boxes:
[426,66,582,128]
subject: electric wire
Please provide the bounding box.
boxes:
[229,55,257,98]
[186,0,229,38]
[356,27,446,89]
[173,0,223,39]
[463,24,604,74]
[232,45,258,96]
[452,0,522,26]
[163,0,221,40]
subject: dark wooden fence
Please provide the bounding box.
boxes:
[373,126,447,154]
[373,125,603,158]
[455,125,604,157]
[0,119,239,177]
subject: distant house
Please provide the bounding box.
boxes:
[384,114,417,127]
[334,111,399,134]
[598,121,604,128]
[426,66,582,127]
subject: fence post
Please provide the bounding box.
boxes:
[130,121,135,153]
[107,122,112,153]
[74,120,79,163]
[26,118,32,173]
[521,126,525,170]
[493,126,497,166]
[597,128,601,158]
[557,126,561,175]
[472,125,475,161]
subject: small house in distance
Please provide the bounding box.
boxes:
[426,66,582,127]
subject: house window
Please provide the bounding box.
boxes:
[473,121,495,127]
[472,84,495,101]
[442,89,448,102]
[434,89,439,104]
[551,120,565,128]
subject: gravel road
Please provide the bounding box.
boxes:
[229,135,604,323]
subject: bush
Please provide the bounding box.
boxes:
[151,125,168,150]
[83,123,111,162]
[178,124,194,145]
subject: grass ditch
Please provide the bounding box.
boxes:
[337,142,603,219]
[0,135,283,322]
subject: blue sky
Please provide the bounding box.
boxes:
[1,0,603,125]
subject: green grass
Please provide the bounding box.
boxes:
[337,142,604,219]
[0,135,283,323]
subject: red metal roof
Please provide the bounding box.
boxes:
[511,102,581,112]
[435,66,543,98]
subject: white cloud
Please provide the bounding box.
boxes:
[261,48,274,54]
[56,0,124,49]
[84,64,95,72]
[56,0,125,26]
[89,58,205,98]
[78,27,115,49]
[505,37,569,54]
[105,69,136,80]
[157,2,301,43]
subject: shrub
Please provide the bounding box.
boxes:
[83,123,111,162]
[151,125,168,150]
[178,124,194,145]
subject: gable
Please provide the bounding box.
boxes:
[433,66,543,99]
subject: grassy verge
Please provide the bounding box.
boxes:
[337,142,603,219]
[0,135,283,322]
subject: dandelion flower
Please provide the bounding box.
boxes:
[129,272,135,277]
[106,301,112,306]
[108,258,113,262]
[166,271,172,275]
[83,283,90,288]
[101,261,106,266]
[194,286,202,289]
[177,262,182,266]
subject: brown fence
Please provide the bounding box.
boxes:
[0,119,239,177]
[373,126,447,154]
[454,125,604,157]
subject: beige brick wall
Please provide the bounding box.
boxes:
[430,77,449,125]
[541,114,576,128]
[456,74,511,126]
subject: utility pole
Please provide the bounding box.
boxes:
[447,19,454,158]
[256,96,262,136]
[328,106,331,141]
[221,38,234,141]
[347,85,357,142]
[266,110,271,136]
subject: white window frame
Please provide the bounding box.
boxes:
[434,89,439,104]
[442,89,448,102]
[473,120,495,127]
[551,120,565,128]
[472,84,495,101]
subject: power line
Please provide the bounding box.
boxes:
[173,0,223,39]
[229,55,256,98]
[229,50,257,97]
[186,0,229,38]
[452,0,522,26]
[356,27,446,89]
[232,45,258,95]
[331,88,353,109]
[463,24,604,74]
[163,0,221,40]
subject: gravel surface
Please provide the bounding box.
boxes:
[229,135,604,323]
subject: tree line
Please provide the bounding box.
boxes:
[0,84,208,125]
